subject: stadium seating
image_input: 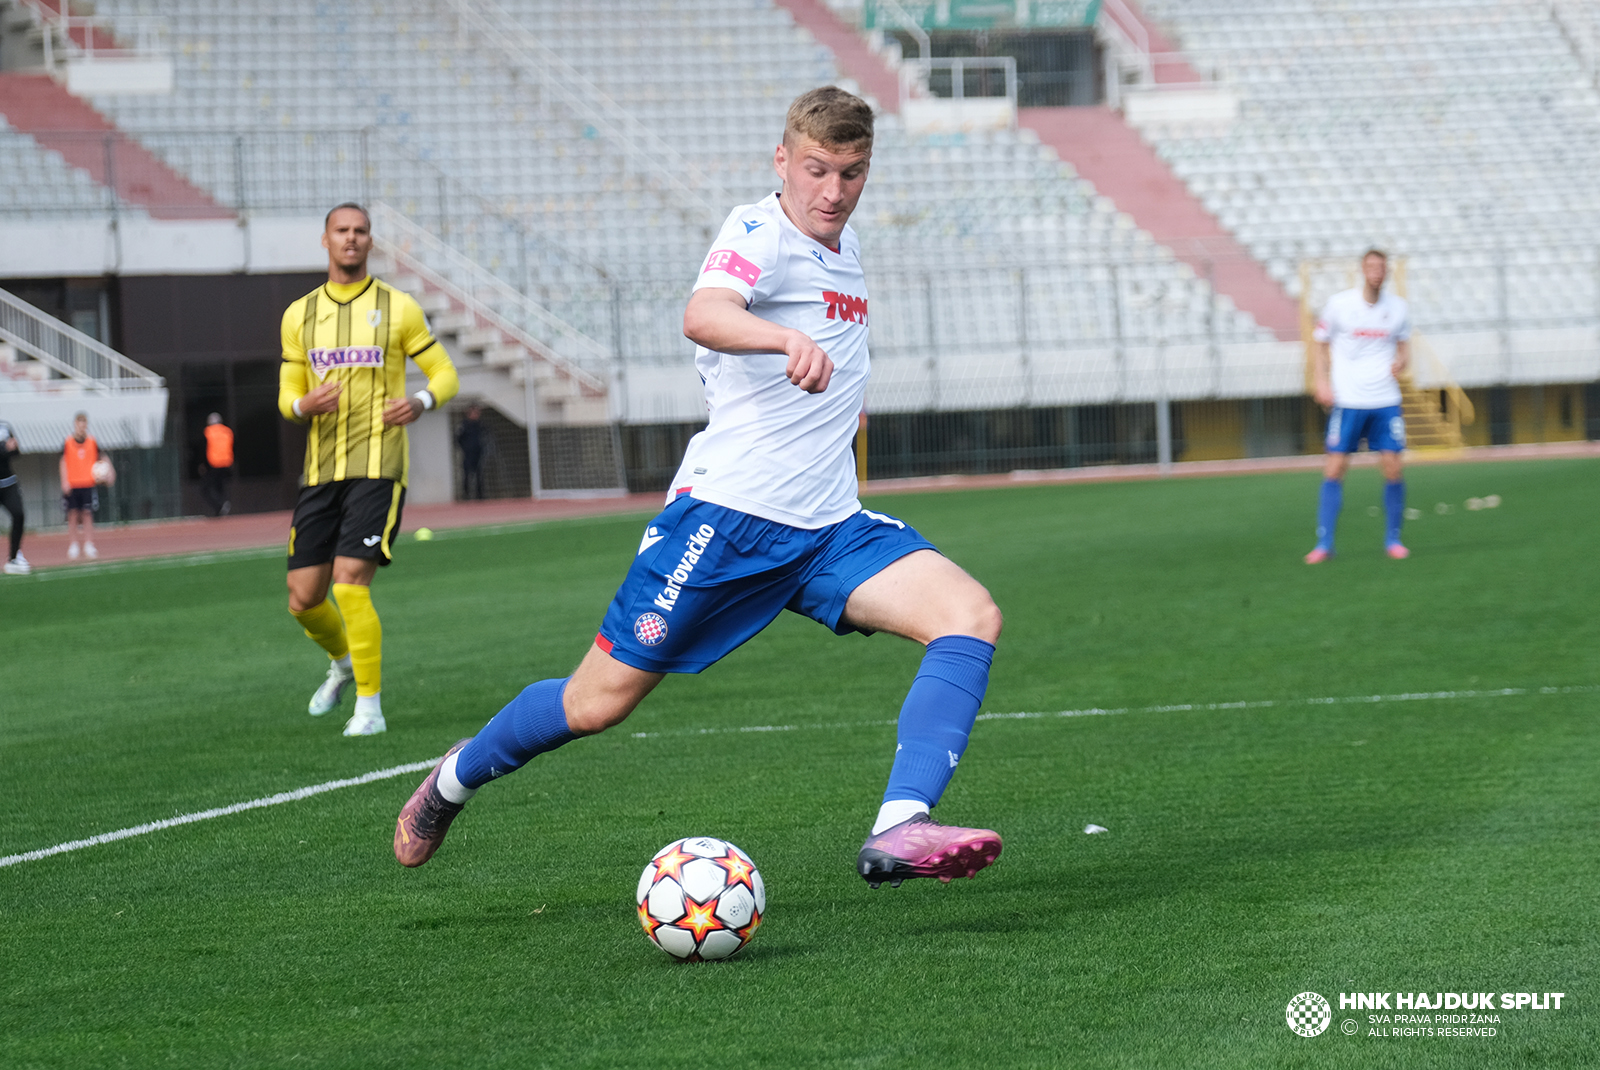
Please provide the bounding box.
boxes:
[1136,0,1600,355]
[62,0,1273,417]
[0,114,126,214]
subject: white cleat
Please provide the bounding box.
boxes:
[308,662,355,716]
[83,542,98,559]
[67,542,80,560]
[4,554,29,575]
[342,711,387,737]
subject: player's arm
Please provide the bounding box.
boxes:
[59,450,69,494]
[684,288,832,394]
[278,304,339,421]
[1392,339,1410,380]
[1311,340,1333,407]
[1310,303,1336,408]
[384,298,459,427]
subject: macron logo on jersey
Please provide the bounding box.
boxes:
[823,291,868,325]
[704,249,762,287]
[742,220,763,233]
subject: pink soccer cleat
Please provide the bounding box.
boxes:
[394,738,472,868]
[856,814,1002,889]
[1386,543,1410,559]
[1304,547,1332,564]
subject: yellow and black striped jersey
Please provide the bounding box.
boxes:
[278,276,459,486]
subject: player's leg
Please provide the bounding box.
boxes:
[1373,407,1408,557]
[1308,409,1354,562]
[327,480,405,736]
[396,498,792,867]
[287,483,354,716]
[64,496,80,558]
[795,510,1004,887]
[2,484,26,573]
[843,547,1002,827]
[395,646,663,867]
[81,491,96,558]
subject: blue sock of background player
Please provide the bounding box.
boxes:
[1384,479,1406,547]
[1315,478,1343,552]
[434,636,995,821]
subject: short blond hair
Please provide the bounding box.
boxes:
[784,86,874,151]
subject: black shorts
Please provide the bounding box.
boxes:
[287,478,406,570]
[63,487,98,514]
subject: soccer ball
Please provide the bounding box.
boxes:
[636,836,764,961]
[91,459,114,486]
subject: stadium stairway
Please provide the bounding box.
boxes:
[0,71,229,220]
[774,0,1300,342]
[1399,376,1468,452]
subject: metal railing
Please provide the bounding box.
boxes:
[0,286,164,392]
[439,0,727,229]
[901,56,1019,108]
[17,0,168,67]
[372,203,610,395]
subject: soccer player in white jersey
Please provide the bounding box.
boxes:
[1306,248,1413,563]
[395,87,1006,891]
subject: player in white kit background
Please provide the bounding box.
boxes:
[1306,249,1413,563]
[396,87,1006,892]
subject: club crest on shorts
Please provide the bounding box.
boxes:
[634,612,668,646]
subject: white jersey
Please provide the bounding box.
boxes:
[1313,287,1411,409]
[670,191,870,529]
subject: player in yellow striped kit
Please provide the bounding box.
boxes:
[278,203,459,736]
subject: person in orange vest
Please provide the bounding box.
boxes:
[201,412,235,516]
[60,411,110,560]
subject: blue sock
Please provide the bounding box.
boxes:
[882,635,995,808]
[1384,480,1405,545]
[455,677,577,789]
[1315,479,1343,551]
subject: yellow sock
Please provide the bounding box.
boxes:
[332,582,382,698]
[291,598,348,661]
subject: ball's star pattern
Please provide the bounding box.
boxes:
[652,845,694,882]
[678,895,725,941]
[637,899,660,936]
[714,847,755,891]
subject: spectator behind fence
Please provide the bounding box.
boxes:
[457,404,486,500]
[61,411,110,561]
[202,412,234,516]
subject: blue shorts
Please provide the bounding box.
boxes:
[596,495,938,673]
[1326,405,1405,454]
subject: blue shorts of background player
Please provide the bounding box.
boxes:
[1309,405,1409,562]
[1325,405,1405,454]
[595,495,935,673]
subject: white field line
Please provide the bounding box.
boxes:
[4,684,1593,869]
[0,758,439,869]
[624,684,1599,740]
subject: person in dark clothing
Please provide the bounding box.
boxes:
[457,404,486,499]
[0,418,25,574]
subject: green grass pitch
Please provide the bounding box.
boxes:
[3,459,1597,1069]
